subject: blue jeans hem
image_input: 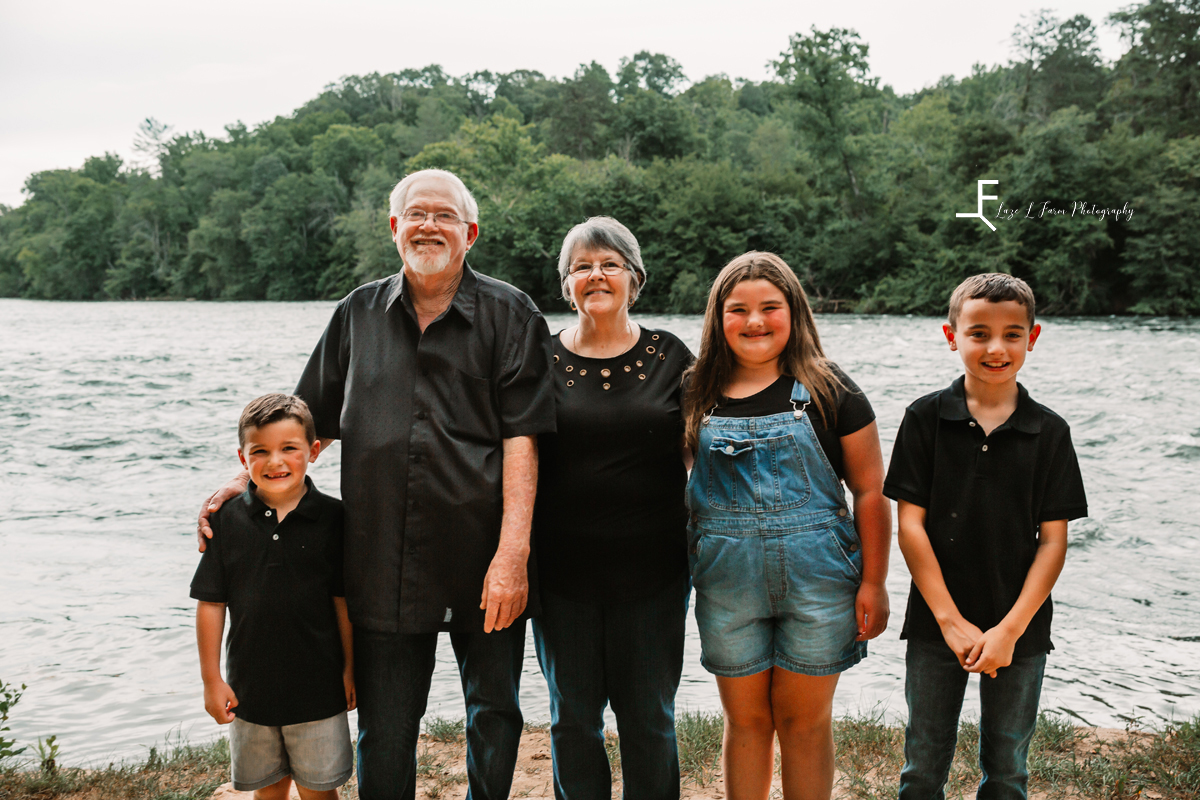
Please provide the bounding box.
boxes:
[774,641,867,676]
[700,653,773,677]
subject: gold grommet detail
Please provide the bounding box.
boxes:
[566,380,574,387]
[566,365,573,372]
[580,369,587,376]
[646,346,655,354]
[601,368,611,377]
[603,383,611,390]
[624,366,632,372]
[658,353,666,360]
[553,355,560,363]
[636,360,643,367]
[638,374,646,380]
[652,334,660,340]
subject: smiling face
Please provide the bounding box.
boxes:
[237,418,320,503]
[722,278,792,373]
[389,176,478,276]
[566,245,634,319]
[944,298,1041,389]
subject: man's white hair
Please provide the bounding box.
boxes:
[388,169,479,223]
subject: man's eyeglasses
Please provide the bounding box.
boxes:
[401,209,468,227]
[568,261,627,277]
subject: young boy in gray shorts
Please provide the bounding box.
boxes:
[192,393,355,799]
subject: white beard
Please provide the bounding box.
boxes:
[403,242,452,275]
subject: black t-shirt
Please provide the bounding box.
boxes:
[712,366,876,481]
[883,376,1088,657]
[190,478,347,726]
[534,327,693,602]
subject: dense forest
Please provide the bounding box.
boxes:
[1,0,1197,314]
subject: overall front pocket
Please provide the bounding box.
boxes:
[705,434,811,512]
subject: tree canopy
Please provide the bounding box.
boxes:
[2,1,1198,315]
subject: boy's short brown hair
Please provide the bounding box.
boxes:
[948,273,1036,329]
[238,393,317,447]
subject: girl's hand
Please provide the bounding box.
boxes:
[855,580,890,640]
[203,680,238,724]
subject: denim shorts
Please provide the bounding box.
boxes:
[229,711,353,792]
[688,515,866,677]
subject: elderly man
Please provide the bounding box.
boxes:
[198,168,556,800]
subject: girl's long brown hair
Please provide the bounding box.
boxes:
[683,252,843,450]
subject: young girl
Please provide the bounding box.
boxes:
[683,252,891,800]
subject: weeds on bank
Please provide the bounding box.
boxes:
[0,736,230,800]
[675,710,724,787]
[828,711,1200,800]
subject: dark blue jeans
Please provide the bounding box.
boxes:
[899,638,1047,800]
[354,622,526,800]
[532,576,689,800]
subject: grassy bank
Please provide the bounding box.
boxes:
[0,736,230,800]
[1,712,1196,799]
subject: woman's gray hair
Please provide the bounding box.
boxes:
[557,217,647,304]
[388,169,479,223]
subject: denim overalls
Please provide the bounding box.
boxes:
[686,380,866,677]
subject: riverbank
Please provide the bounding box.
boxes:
[2,712,1196,799]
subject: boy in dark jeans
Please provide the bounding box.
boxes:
[884,274,1087,799]
[192,394,355,799]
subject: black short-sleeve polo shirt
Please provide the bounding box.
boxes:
[294,263,557,633]
[884,376,1087,657]
[190,478,346,726]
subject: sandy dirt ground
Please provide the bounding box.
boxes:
[208,727,1155,800]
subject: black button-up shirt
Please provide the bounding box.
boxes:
[884,376,1088,656]
[295,264,556,633]
[190,478,347,726]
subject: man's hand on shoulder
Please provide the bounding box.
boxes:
[196,471,250,551]
[480,550,529,633]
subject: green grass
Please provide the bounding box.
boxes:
[424,716,466,744]
[0,735,230,800]
[675,709,724,787]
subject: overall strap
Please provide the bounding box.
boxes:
[790,380,812,419]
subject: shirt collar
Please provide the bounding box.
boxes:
[939,375,1043,434]
[384,262,478,324]
[242,475,323,520]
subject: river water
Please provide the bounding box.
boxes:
[1,299,1198,766]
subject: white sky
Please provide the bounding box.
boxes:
[0,0,1133,209]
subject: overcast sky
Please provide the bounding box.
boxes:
[0,0,1134,208]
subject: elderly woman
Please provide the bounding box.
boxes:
[533,216,693,800]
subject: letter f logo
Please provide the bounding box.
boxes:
[957,180,999,232]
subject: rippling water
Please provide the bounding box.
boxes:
[2,299,1198,765]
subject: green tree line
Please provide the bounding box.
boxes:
[1,0,1198,314]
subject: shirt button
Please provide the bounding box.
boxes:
[724,446,734,454]
[982,444,989,452]
[951,512,958,518]
[849,542,859,552]
[272,533,279,541]
[969,421,976,427]
[837,508,848,517]
[416,410,427,420]
[264,510,272,517]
